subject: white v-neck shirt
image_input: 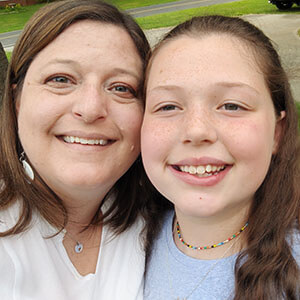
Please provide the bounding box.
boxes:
[0,201,145,300]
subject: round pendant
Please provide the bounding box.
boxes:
[75,242,83,253]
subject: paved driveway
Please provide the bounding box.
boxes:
[145,14,300,102]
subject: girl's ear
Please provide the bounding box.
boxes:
[272,110,286,154]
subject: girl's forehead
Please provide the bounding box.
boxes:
[147,34,262,88]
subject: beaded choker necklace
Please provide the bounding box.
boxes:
[176,221,248,250]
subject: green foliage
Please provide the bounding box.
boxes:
[136,0,300,29]
[3,3,24,13]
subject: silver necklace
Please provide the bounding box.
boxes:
[166,232,241,300]
[63,229,84,254]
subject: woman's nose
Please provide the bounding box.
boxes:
[182,107,218,146]
[72,84,108,123]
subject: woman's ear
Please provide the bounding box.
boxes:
[272,110,286,154]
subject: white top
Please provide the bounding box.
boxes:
[0,201,145,300]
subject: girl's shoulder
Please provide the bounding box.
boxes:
[288,227,300,264]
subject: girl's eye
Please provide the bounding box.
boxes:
[221,103,244,111]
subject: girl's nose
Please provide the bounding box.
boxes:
[181,107,218,146]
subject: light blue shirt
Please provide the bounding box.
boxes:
[144,210,300,300]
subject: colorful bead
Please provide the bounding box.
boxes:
[176,221,248,251]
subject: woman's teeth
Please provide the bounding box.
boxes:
[63,136,108,146]
[178,164,225,177]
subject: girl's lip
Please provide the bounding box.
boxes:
[174,157,228,166]
[168,164,232,187]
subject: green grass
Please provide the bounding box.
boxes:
[1,0,300,33]
[107,0,181,10]
[0,3,45,33]
[0,0,179,34]
[136,0,300,29]
[5,51,11,61]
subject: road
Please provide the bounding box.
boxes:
[1,0,241,51]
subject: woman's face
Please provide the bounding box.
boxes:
[16,20,143,202]
[142,34,284,221]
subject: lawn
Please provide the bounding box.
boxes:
[107,0,181,10]
[0,0,179,33]
[136,0,300,29]
[0,0,300,33]
[5,51,11,61]
[0,3,45,33]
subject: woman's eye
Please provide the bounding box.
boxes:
[160,104,177,111]
[110,84,137,99]
[46,75,72,86]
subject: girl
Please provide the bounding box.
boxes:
[141,16,300,299]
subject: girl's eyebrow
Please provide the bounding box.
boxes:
[216,81,260,96]
[147,85,181,94]
[148,82,260,97]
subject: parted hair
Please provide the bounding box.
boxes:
[0,0,150,236]
[143,15,300,299]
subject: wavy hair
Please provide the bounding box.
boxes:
[143,15,300,299]
[0,0,150,236]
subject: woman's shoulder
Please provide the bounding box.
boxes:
[0,200,22,232]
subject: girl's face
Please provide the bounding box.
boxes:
[141,34,284,221]
[16,20,143,204]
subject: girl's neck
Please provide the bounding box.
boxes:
[173,207,249,260]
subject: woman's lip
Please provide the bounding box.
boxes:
[57,130,116,140]
[56,136,116,149]
[168,164,232,186]
[174,157,229,166]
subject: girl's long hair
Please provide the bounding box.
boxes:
[143,15,300,299]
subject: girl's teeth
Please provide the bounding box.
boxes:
[205,164,212,173]
[189,166,197,174]
[196,165,205,175]
[178,164,226,176]
[63,136,108,146]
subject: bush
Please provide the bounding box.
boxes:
[4,3,24,13]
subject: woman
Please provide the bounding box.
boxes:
[0,0,150,299]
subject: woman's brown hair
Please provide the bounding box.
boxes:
[143,15,300,299]
[0,0,150,236]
